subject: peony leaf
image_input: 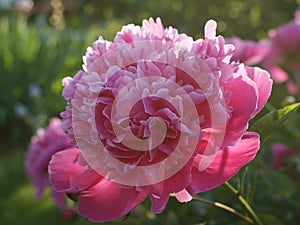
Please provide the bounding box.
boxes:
[250,102,300,144]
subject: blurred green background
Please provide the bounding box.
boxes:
[1,0,300,225]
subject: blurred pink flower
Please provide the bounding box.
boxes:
[49,18,272,222]
[272,143,295,170]
[25,117,73,207]
[262,7,300,94]
[225,37,269,65]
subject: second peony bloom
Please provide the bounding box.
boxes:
[49,18,272,222]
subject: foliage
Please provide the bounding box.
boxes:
[0,13,97,149]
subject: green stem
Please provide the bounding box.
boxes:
[224,182,264,225]
[192,196,254,224]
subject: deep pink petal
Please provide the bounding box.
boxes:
[48,148,85,192]
[221,74,258,145]
[242,66,273,117]
[187,132,260,195]
[137,159,193,213]
[78,180,146,222]
[148,192,170,214]
[69,169,101,192]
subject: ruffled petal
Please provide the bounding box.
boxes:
[78,180,146,222]
[187,132,260,195]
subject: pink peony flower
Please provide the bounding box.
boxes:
[49,18,272,222]
[225,37,269,65]
[272,143,295,170]
[25,117,73,207]
[262,7,300,94]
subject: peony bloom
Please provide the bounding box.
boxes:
[49,18,272,222]
[225,36,269,65]
[262,7,300,94]
[272,143,295,170]
[25,117,73,207]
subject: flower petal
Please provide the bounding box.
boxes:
[243,66,272,116]
[174,188,193,202]
[48,148,85,192]
[69,169,101,193]
[148,191,170,214]
[78,180,146,222]
[137,158,193,213]
[187,132,260,195]
[205,20,217,39]
[267,65,288,83]
[221,72,258,145]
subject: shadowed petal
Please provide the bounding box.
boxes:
[78,180,146,222]
[187,132,260,195]
[48,148,85,192]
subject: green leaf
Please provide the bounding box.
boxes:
[250,103,300,144]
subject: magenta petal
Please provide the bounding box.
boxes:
[148,192,170,214]
[48,148,85,192]
[187,132,260,195]
[244,66,272,116]
[69,169,101,192]
[137,159,193,213]
[78,180,146,222]
[222,75,258,145]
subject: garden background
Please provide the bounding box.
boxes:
[0,0,300,225]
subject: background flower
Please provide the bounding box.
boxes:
[262,7,300,94]
[272,143,295,170]
[225,36,269,65]
[25,117,73,207]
